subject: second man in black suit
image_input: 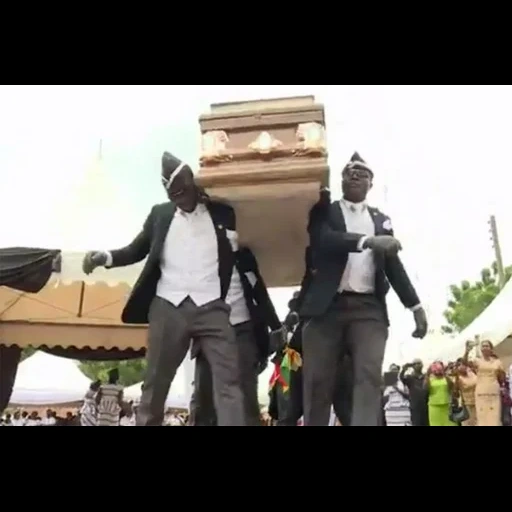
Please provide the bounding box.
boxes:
[82,152,246,426]
[190,247,282,426]
[300,152,428,426]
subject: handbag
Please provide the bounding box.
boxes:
[449,395,469,423]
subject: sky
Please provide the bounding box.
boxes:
[1,84,511,364]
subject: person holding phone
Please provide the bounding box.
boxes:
[383,364,411,426]
[463,340,505,426]
[455,361,477,426]
[400,359,428,426]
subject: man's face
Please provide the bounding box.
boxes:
[413,362,423,374]
[162,167,198,212]
[341,166,372,202]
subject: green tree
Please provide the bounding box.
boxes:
[20,347,36,361]
[79,359,147,387]
[442,262,512,334]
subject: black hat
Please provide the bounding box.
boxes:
[344,151,373,177]
[161,152,188,190]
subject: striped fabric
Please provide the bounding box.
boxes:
[80,390,97,427]
[383,382,411,426]
[97,384,123,427]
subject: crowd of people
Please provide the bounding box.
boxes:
[3,341,510,427]
[382,341,512,427]
[1,409,79,426]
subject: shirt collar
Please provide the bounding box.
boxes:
[340,198,368,213]
[178,203,207,217]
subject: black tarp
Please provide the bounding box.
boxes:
[0,247,61,413]
[0,247,146,413]
[40,346,145,361]
[0,247,60,293]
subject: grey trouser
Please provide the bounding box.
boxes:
[302,293,388,426]
[137,297,246,426]
[190,321,261,426]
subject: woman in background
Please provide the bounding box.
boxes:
[425,362,456,426]
[96,369,123,426]
[455,362,477,426]
[464,340,505,426]
[80,380,101,426]
[501,376,511,426]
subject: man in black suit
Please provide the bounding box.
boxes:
[82,152,246,426]
[189,247,281,426]
[300,152,428,426]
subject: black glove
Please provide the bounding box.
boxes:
[363,235,402,255]
[412,307,428,339]
[82,251,108,275]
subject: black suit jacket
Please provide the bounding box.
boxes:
[300,201,420,323]
[236,247,281,361]
[109,200,236,324]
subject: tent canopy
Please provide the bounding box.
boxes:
[10,351,91,406]
[431,278,512,363]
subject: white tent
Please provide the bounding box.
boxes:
[124,352,195,410]
[431,278,512,363]
[10,351,91,405]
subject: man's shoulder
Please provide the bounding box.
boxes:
[368,205,393,231]
[208,199,234,215]
[368,205,391,219]
[207,200,236,228]
[151,201,175,215]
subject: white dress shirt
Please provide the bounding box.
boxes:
[156,204,221,307]
[338,199,376,294]
[106,203,246,322]
[226,267,251,326]
[337,199,421,312]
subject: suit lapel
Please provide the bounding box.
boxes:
[332,202,347,232]
[368,207,387,235]
[333,202,387,236]
[368,206,387,269]
[206,202,234,297]
[206,202,229,251]
[153,202,176,258]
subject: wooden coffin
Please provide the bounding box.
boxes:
[196,96,329,287]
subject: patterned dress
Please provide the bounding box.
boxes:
[458,372,477,426]
[80,390,98,426]
[383,382,411,426]
[474,357,503,426]
[97,384,123,427]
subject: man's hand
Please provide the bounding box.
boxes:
[465,340,476,352]
[82,251,108,275]
[412,307,428,339]
[364,235,402,256]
